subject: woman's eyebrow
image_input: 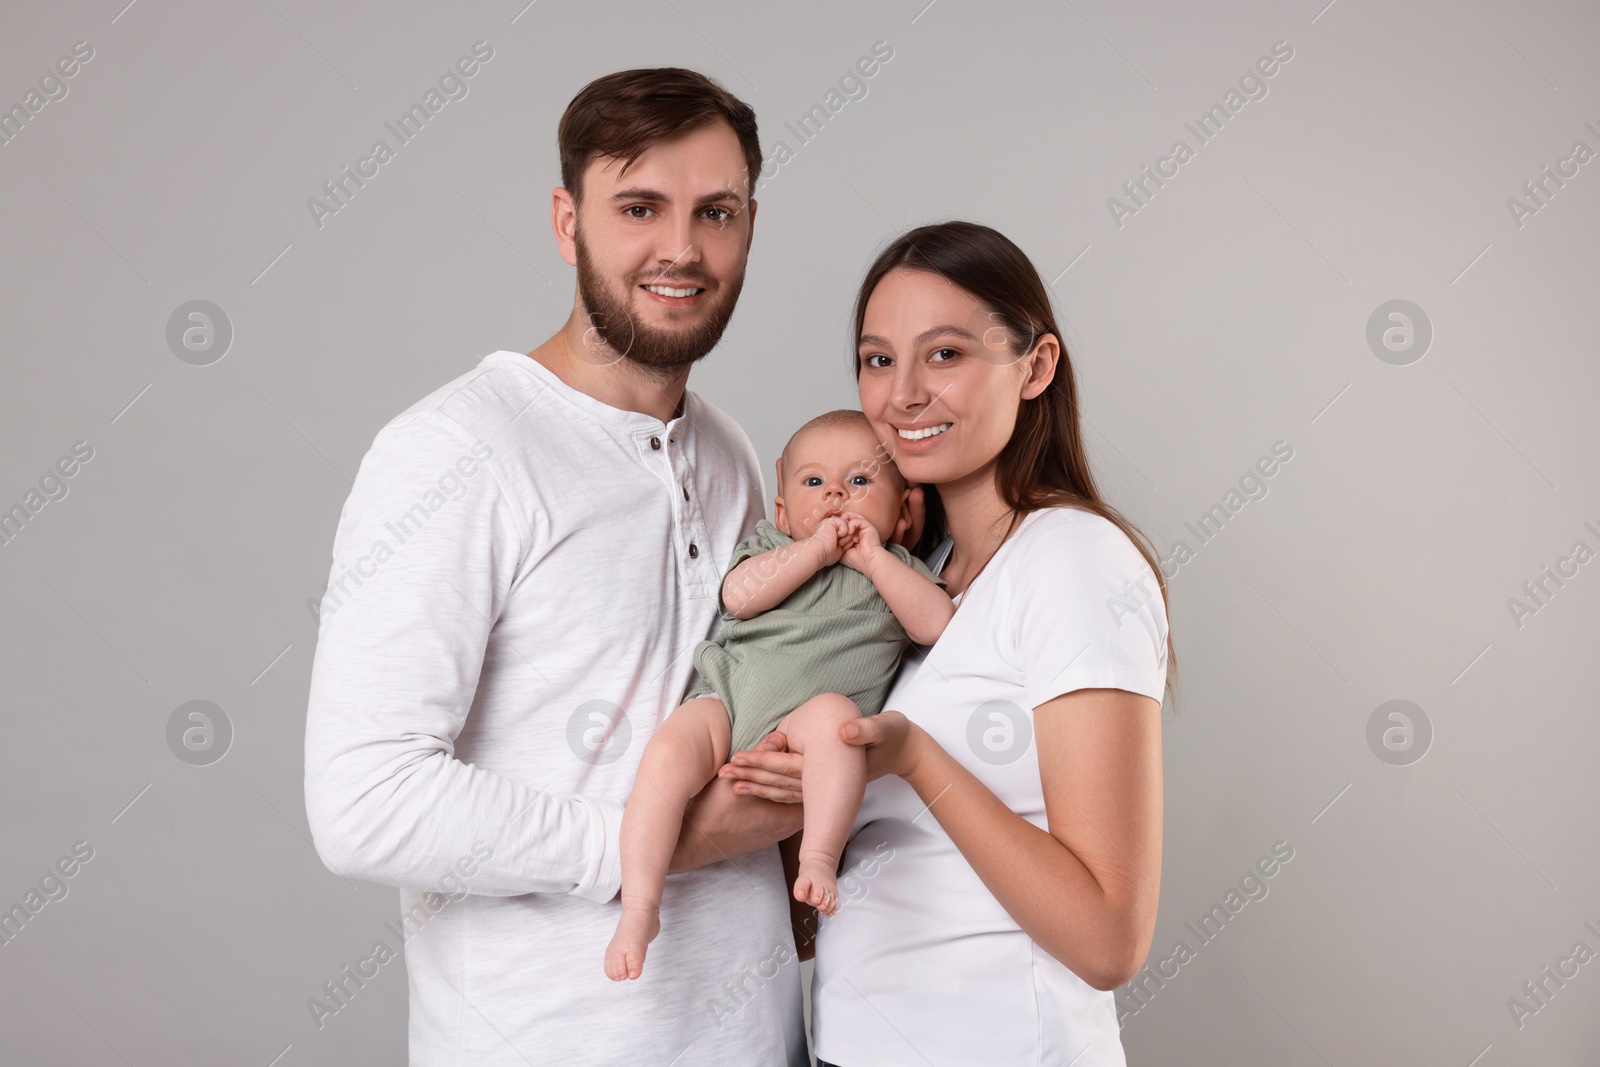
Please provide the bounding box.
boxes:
[858,324,979,349]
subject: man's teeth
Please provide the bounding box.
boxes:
[644,284,703,298]
[898,422,952,441]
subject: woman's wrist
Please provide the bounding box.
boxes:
[900,721,936,785]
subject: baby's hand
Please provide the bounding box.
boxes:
[839,513,884,574]
[808,515,852,568]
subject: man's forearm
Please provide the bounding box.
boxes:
[668,773,804,872]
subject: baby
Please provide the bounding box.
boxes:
[604,409,954,981]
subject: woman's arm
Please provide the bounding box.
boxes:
[841,690,1163,991]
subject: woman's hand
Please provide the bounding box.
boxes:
[839,710,928,783]
[716,731,804,802]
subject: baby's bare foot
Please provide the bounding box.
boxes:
[604,900,660,981]
[793,855,840,916]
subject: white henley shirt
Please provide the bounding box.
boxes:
[304,349,808,1066]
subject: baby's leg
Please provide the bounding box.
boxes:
[604,697,730,981]
[775,693,868,916]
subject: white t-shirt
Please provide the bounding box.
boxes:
[304,350,807,1067]
[811,506,1169,1067]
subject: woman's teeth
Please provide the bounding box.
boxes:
[644,284,704,298]
[898,422,952,441]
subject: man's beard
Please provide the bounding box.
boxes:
[574,229,744,372]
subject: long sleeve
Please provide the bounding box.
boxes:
[303,411,622,903]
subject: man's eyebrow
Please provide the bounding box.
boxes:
[858,324,980,350]
[608,187,747,207]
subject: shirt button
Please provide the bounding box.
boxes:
[689,543,699,558]
[650,437,661,450]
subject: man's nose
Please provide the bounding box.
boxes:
[656,219,701,270]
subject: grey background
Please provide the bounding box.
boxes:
[2,0,1597,1063]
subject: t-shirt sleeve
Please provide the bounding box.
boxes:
[889,542,948,589]
[1008,509,1168,710]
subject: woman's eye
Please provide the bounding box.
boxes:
[930,347,958,362]
[862,353,890,368]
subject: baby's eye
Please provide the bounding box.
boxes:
[850,475,870,486]
[803,476,823,487]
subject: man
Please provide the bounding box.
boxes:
[304,69,810,1065]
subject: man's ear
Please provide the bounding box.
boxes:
[891,484,926,549]
[552,187,578,267]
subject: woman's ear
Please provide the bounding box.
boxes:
[891,484,926,548]
[1021,333,1060,401]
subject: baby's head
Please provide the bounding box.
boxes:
[773,410,912,545]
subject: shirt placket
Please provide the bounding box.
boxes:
[641,425,718,597]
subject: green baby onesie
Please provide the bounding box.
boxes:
[684,518,947,758]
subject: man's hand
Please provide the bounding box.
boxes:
[667,734,804,873]
[716,730,804,801]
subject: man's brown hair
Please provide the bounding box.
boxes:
[558,68,761,204]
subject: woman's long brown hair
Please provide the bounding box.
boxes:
[853,220,1178,699]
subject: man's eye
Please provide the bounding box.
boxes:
[625,205,653,219]
[705,206,732,222]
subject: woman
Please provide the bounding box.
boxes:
[728,220,1174,1065]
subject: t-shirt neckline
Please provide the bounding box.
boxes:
[484,349,691,433]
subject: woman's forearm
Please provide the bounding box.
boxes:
[902,736,1143,990]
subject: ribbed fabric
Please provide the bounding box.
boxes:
[684,518,946,757]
